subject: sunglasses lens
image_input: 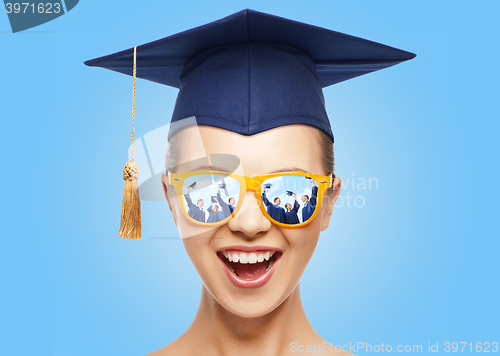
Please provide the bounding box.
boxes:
[261,175,318,225]
[182,174,240,224]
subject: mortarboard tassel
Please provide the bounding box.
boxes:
[118,46,142,239]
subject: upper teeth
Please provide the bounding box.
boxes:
[222,251,276,264]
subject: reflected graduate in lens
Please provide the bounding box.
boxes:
[302,179,318,222]
[262,185,286,223]
[184,185,205,223]
[217,185,235,219]
[285,193,300,224]
[206,204,224,223]
[86,8,415,356]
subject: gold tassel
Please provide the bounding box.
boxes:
[118,46,142,239]
[119,161,142,238]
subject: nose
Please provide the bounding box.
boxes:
[228,190,271,237]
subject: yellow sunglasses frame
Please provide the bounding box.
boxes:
[168,170,333,228]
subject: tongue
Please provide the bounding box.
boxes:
[233,260,268,281]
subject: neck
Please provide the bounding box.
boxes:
[178,284,322,355]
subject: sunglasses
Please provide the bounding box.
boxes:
[168,170,333,227]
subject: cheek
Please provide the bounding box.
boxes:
[288,224,320,250]
[181,231,218,277]
[183,238,206,265]
[280,220,322,273]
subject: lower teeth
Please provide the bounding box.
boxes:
[265,260,274,272]
[225,253,278,277]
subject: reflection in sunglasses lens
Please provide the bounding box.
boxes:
[183,174,240,224]
[261,176,318,225]
[181,174,318,226]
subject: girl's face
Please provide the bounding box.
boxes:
[162,125,341,318]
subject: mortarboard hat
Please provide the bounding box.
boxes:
[211,196,218,203]
[263,183,273,189]
[188,181,198,189]
[218,183,227,189]
[85,9,415,143]
[286,191,295,196]
[85,9,415,239]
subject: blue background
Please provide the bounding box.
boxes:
[1,1,499,355]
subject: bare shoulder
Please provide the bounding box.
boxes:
[145,340,184,356]
[287,334,358,356]
[318,334,358,356]
[145,344,168,356]
[145,335,199,356]
[146,345,170,356]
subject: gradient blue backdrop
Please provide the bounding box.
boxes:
[2,1,499,355]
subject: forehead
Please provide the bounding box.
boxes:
[176,125,325,175]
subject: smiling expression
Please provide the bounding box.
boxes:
[162,124,340,318]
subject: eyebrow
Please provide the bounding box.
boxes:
[267,167,309,174]
[187,165,233,172]
[184,166,309,174]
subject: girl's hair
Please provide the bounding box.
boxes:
[165,126,335,178]
[311,128,336,194]
[312,128,335,178]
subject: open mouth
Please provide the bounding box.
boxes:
[217,249,282,288]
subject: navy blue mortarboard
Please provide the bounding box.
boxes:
[264,183,272,189]
[286,191,295,196]
[211,196,218,203]
[188,181,197,189]
[84,9,415,142]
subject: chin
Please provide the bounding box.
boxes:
[222,296,288,318]
[198,249,301,319]
[209,280,295,319]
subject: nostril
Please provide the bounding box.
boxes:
[225,190,271,235]
[227,209,272,237]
